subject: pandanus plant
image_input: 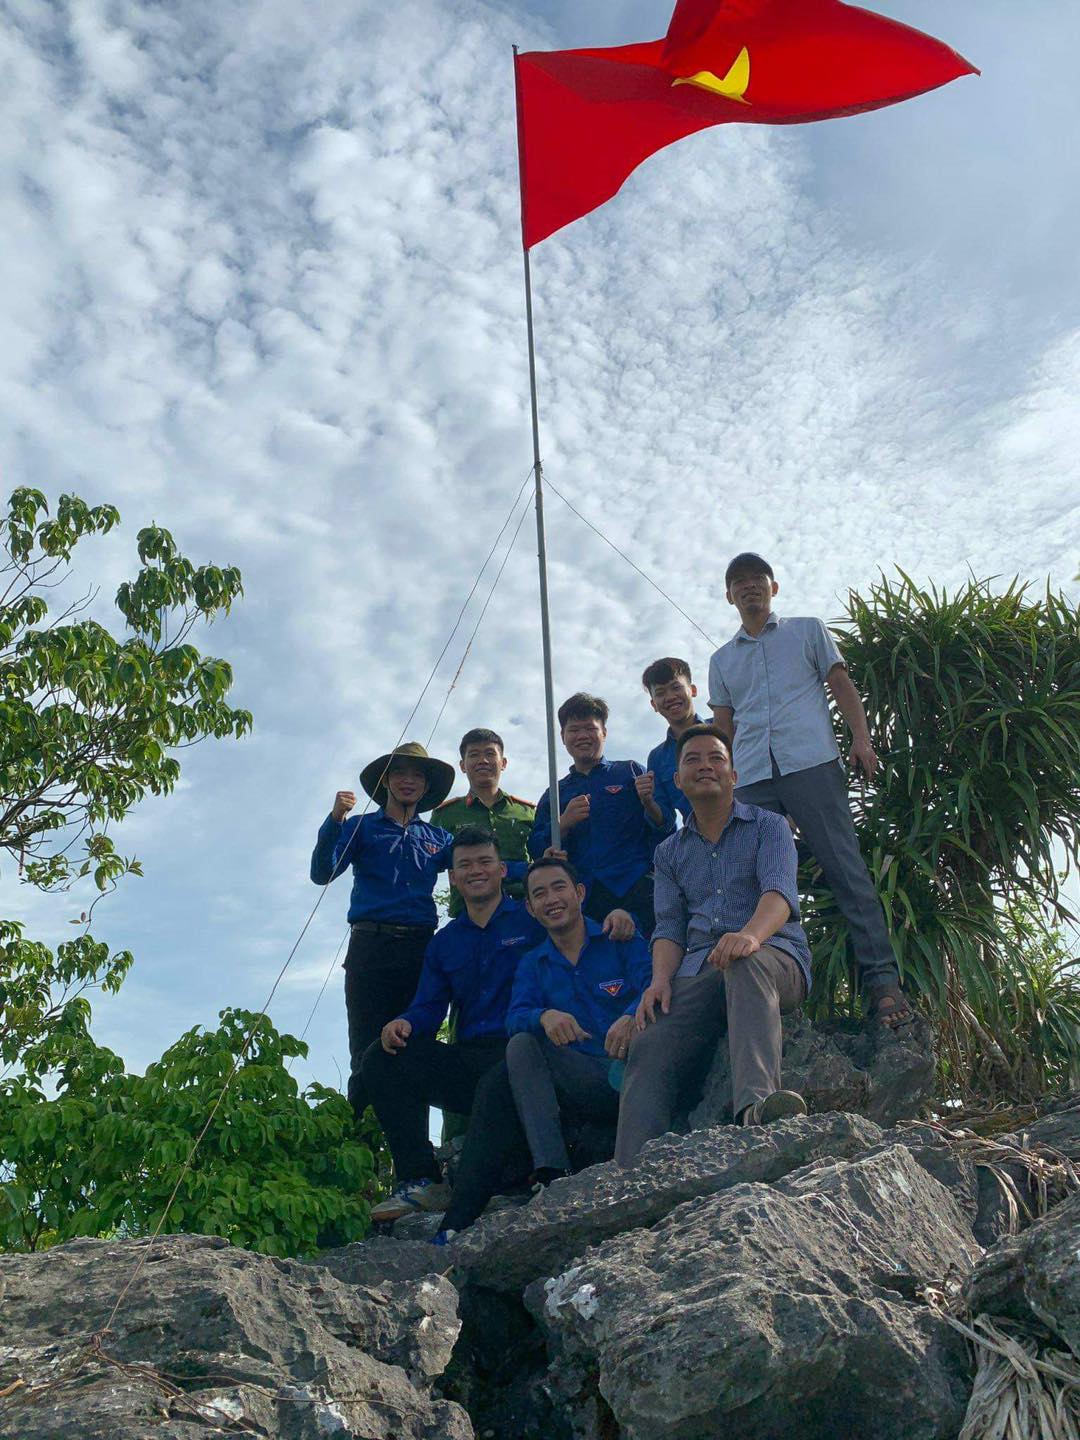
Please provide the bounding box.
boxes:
[802,571,1080,1104]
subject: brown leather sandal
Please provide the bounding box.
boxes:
[865,983,914,1030]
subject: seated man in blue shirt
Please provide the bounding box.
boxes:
[528,692,673,936]
[309,741,456,1123]
[641,656,706,824]
[361,826,544,1223]
[433,857,649,1242]
[615,726,810,1166]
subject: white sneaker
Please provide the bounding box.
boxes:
[370,1177,452,1224]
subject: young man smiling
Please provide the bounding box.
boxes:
[432,857,648,1241]
[641,657,706,823]
[615,725,809,1166]
[309,741,456,1123]
[528,692,674,936]
[361,826,544,1223]
[434,728,535,918]
[709,553,912,1029]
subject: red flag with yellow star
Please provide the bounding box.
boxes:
[515,0,977,247]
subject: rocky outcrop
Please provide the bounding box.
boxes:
[451,1110,882,1293]
[528,1145,980,1440]
[690,1012,936,1130]
[0,1233,471,1440]
[5,1092,1080,1440]
[964,1185,1080,1351]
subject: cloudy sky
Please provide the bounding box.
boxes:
[2,0,1078,1095]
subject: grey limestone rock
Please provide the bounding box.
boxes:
[964,1184,1080,1353]
[449,1110,883,1293]
[0,1232,472,1440]
[690,1011,936,1131]
[528,1144,980,1440]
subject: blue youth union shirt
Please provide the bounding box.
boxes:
[707,613,845,787]
[647,713,705,823]
[310,808,453,926]
[527,758,674,897]
[401,897,545,1040]
[505,919,651,1058]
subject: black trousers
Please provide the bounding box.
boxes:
[442,1060,533,1234]
[361,1033,507,1184]
[585,872,656,939]
[343,926,433,1121]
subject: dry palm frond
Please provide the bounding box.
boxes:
[897,1119,1080,1235]
[924,1302,1080,1440]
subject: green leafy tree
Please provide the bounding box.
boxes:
[0,1009,374,1255]
[0,488,251,1061]
[804,572,1080,1102]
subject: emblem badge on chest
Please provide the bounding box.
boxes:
[605,785,623,794]
[599,979,624,997]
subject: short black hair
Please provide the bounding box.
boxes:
[459,727,504,758]
[675,724,733,764]
[724,552,774,589]
[641,657,692,692]
[557,693,608,729]
[524,856,581,893]
[450,825,502,863]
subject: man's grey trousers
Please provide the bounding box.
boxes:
[614,943,804,1166]
[505,1031,620,1172]
[736,757,899,993]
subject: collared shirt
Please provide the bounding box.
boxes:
[647,713,706,823]
[401,897,544,1040]
[527,758,674,899]
[708,614,844,786]
[506,918,652,1058]
[310,808,454,925]
[652,802,812,991]
[433,790,536,917]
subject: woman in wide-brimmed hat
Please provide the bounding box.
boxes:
[310,741,457,1121]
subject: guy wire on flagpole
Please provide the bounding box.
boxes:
[515,42,562,852]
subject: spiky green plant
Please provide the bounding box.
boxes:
[802,572,1080,1103]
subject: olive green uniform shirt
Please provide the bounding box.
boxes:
[433,790,536,918]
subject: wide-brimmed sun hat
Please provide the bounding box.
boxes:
[359,741,456,813]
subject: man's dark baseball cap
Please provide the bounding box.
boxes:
[725,552,774,588]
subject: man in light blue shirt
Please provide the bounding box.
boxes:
[708,553,911,1029]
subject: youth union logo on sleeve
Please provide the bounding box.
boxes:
[598,979,624,997]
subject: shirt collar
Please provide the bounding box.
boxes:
[681,799,754,840]
[566,757,610,779]
[735,612,780,643]
[457,894,518,931]
[466,790,506,809]
[539,915,605,963]
[667,712,705,742]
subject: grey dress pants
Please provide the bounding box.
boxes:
[505,1032,620,1172]
[614,943,805,1167]
[736,757,899,993]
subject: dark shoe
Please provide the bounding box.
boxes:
[530,1166,570,1196]
[741,1090,808,1127]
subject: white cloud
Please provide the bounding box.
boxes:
[1,0,1077,1087]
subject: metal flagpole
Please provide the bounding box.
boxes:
[514,44,561,852]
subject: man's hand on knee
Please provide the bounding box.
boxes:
[636,981,671,1030]
[381,1018,412,1053]
[707,930,762,970]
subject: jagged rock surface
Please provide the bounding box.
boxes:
[450,1110,883,1293]
[690,1012,936,1130]
[0,1233,471,1440]
[527,1145,980,1440]
[964,1184,1080,1352]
